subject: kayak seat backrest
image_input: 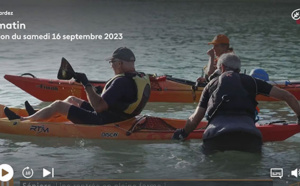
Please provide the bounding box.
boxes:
[127,116,177,135]
[149,75,167,82]
[149,75,167,91]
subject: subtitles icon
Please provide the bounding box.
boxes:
[0,164,14,182]
[22,167,34,179]
[270,168,283,179]
[291,168,300,178]
[43,168,54,178]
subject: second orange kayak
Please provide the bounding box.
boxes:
[4,74,300,103]
[0,104,299,141]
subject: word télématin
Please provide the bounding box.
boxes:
[0,21,26,29]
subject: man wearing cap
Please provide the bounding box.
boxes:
[198,34,233,82]
[4,47,151,125]
[173,53,300,154]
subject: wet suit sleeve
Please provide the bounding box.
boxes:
[198,85,210,109]
[255,78,273,96]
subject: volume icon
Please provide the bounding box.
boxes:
[291,168,299,178]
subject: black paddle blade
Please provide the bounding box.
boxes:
[57,57,76,80]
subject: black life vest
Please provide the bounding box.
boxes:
[102,72,151,118]
[206,71,257,122]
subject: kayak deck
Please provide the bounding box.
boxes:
[6,74,300,103]
[0,104,299,141]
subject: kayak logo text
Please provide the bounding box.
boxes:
[101,132,119,138]
[291,9,300,24]
[37,84,59,91]
[30,125,49,133]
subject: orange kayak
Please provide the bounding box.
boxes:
[4,74,203,103]
[0,104,299,141]
[4,74,300,103]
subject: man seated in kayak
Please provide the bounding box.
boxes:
[4,47,151,125]
[173,53,300,154]
[197,34,234,83]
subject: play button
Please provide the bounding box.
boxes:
[0,164,14,182]
[2,169,8,177]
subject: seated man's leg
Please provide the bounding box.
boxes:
[64,96,85,107]
[23,100,72,121]
[67,105,103,125]
[64,96,94,111]
[5,99,102,125]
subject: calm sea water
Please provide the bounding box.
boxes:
[0,0,300,185]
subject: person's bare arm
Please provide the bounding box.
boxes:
[184,106,206,134]
[205,48,216,77]
[269,86,300,117]
[85,85,108,113]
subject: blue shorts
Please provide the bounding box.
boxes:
[67,101,104,125]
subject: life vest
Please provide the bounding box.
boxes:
[102,72,151,116]
[206,71,257,122]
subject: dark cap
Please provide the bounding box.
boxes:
[106,47,136,62]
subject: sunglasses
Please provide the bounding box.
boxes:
[109,59,119,63]
[109,59,124,65]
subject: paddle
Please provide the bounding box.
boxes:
[57,57,76,80]
[56,58,104,93]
